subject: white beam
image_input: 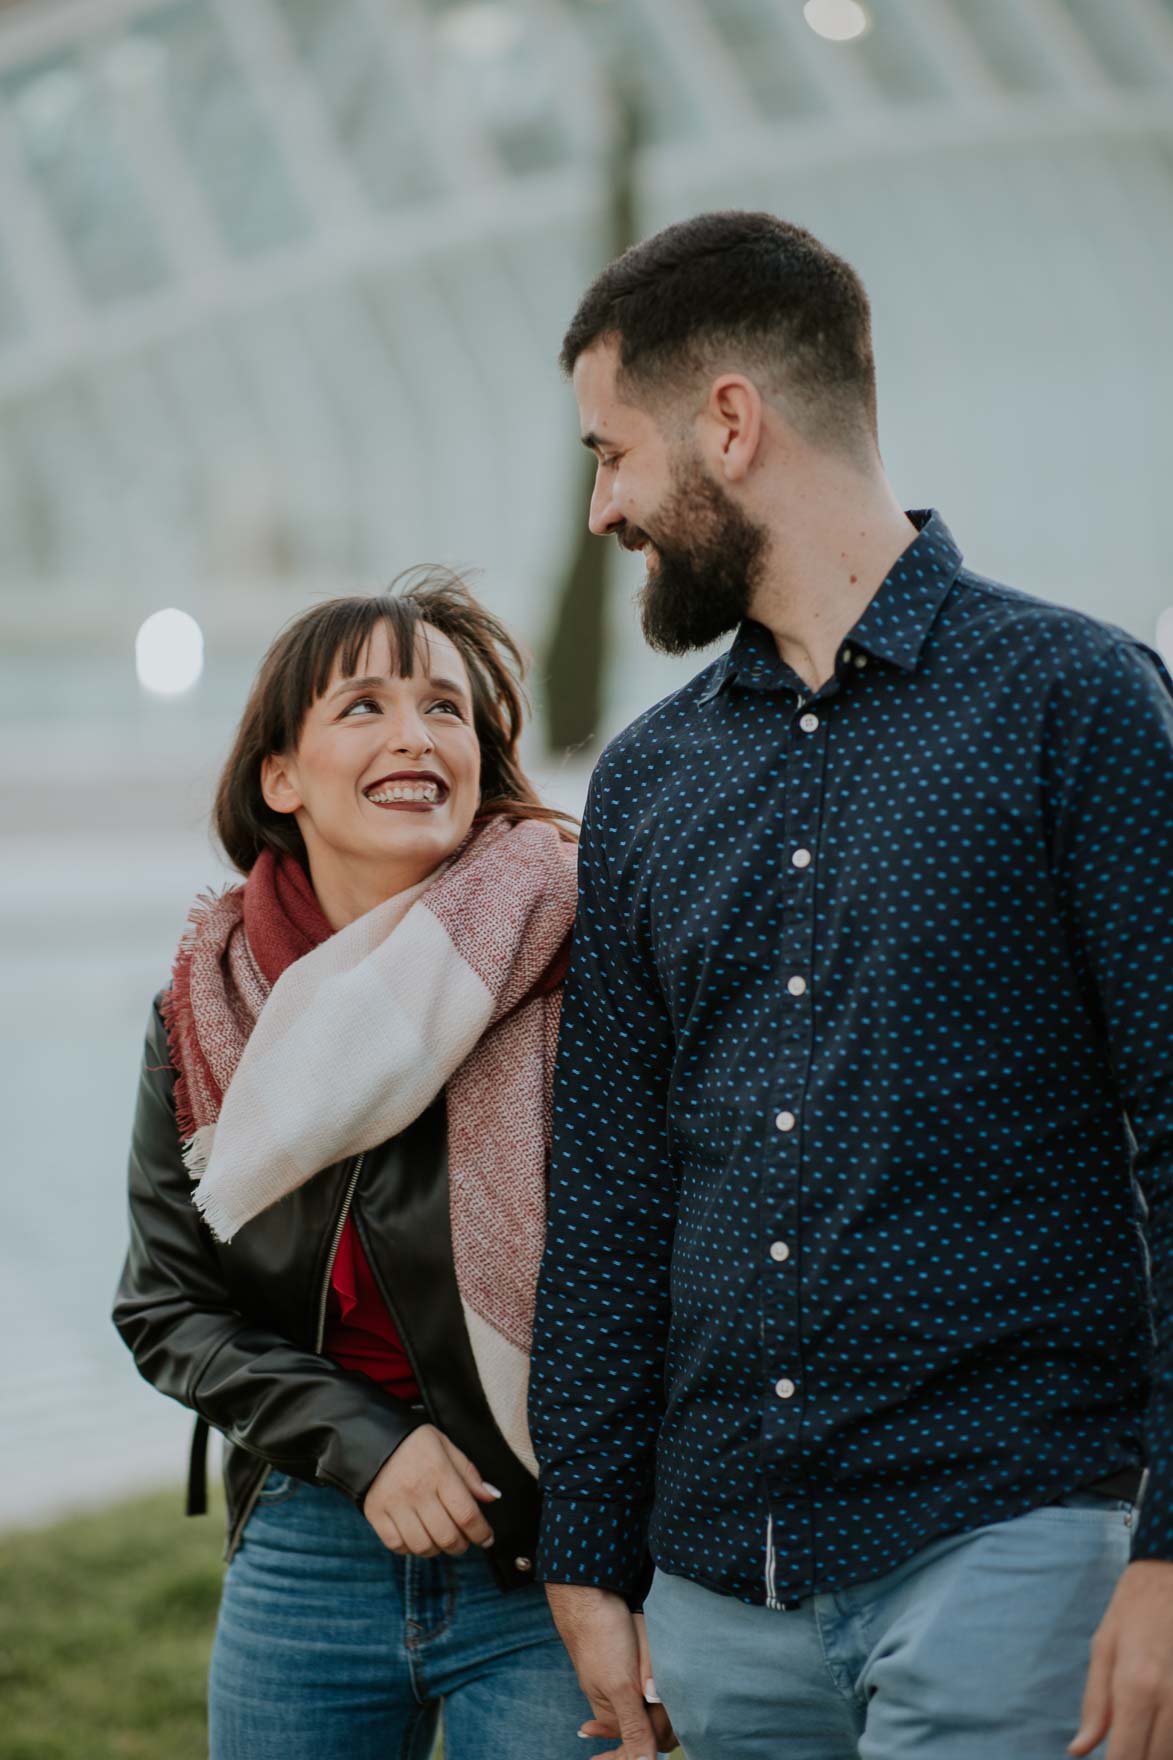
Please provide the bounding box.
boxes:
[208,0,369,232]
[1016,0,1112,95]
[0,0,183,72]
[85,39,227,282]
[0,162,602,403]
[889,0,1001,98]
[1112,0,1173,79]
[0,95,86,335]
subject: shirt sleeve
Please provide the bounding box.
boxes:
[529,762,677,1601]
[1048,638,1173,1560]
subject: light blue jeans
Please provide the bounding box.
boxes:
[644,1492,1133,1760]
[208,1473,600,1760]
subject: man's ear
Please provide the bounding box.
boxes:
[705,374,764,484]
[261,752,302,816]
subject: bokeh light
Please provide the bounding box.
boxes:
[803,0,870,43]
[134,608,205,697]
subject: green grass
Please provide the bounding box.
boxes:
[0,1488,222,1760]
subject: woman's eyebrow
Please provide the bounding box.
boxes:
[328,674,384,700]
[327,673,469,701]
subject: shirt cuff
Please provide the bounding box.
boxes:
[536,1494,653,1607]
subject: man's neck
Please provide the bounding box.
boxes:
[748,474,918,693]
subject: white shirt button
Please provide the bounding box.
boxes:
[792,848,812,869]
[775,1378,796,1399]
[775,1110,796,1132]
[770,1240,791,1262]
[787,975,807,997]
[514,1556,533,1572]
[842,646,853,662]
[799,712,819,733]
[853,652,868,669]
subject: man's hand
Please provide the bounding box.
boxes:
[1072,1560,1173,1759]
[546,1583,676,1759]
[362,1424,500,1556]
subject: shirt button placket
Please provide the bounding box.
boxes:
[764,694,826,1468]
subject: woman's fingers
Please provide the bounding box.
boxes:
[443,1436,503,1506]
[417,1497,470,1557]
[394,1508,440,1557]
[438,1480,495,1550]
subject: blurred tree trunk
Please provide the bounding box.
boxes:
[543,86,637,755]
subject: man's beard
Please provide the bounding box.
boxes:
[623,454,769,656]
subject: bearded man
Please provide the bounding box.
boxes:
[527,210,1173,1760]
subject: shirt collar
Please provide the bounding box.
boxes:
[699,510,963,702]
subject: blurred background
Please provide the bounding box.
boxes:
[2,0,1173,1549]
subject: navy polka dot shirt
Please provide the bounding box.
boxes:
[530,511,1173,1609]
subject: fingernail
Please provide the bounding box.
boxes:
[481,1537,494,1548]
[644,1677,661,1703]
[483,1483,503,1499]
[577,1730,591,1740]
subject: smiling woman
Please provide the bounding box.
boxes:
[111,568,614,1760]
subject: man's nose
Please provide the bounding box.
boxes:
[588,473,623,538]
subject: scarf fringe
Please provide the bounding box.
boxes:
[162,885,241,1149]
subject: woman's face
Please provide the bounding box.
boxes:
[261,621,482,920]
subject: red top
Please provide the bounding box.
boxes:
[322,1214,420,1402]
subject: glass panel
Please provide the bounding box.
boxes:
[131,2,311,257]
[1052,0,1163,89]
[0,52,168,303]
[276,0,442,207]
[698,0,825,123]
[953,0,1059,94]
[0,249,24,348]
[850,10,947,101]
[576,0,706,146]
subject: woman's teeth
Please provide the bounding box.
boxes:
[367,782,441,804]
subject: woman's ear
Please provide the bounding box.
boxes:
[260,753,302,816]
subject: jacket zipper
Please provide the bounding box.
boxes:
[225,1155,364,1561]
[314,1154,364,1351]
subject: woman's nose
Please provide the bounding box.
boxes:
[383,714,433,755]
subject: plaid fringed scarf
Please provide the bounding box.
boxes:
[164,815,576,1475]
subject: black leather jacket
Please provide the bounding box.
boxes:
[113,999,541,1590]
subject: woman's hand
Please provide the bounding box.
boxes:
[362,1424,502,1556]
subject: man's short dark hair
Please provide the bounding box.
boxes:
[561,210,878,460]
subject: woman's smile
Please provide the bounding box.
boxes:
[363,770,450,811]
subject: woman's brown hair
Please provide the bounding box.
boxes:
[214,567,576,874]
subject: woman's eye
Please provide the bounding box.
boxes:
[340,696,380,717]
[429,699,465,719]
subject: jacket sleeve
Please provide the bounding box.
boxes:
[529,766,677,1601]
[1048,640,1173,1561]
[112,1000,424,1503]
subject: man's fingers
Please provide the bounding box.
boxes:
[1104,1680,1156,1760]
[1072,1638,1113,1757]
[615,1685,658,1760]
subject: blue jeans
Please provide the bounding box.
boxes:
[644,1493,1133,1760]
[208,1473,599,1760]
